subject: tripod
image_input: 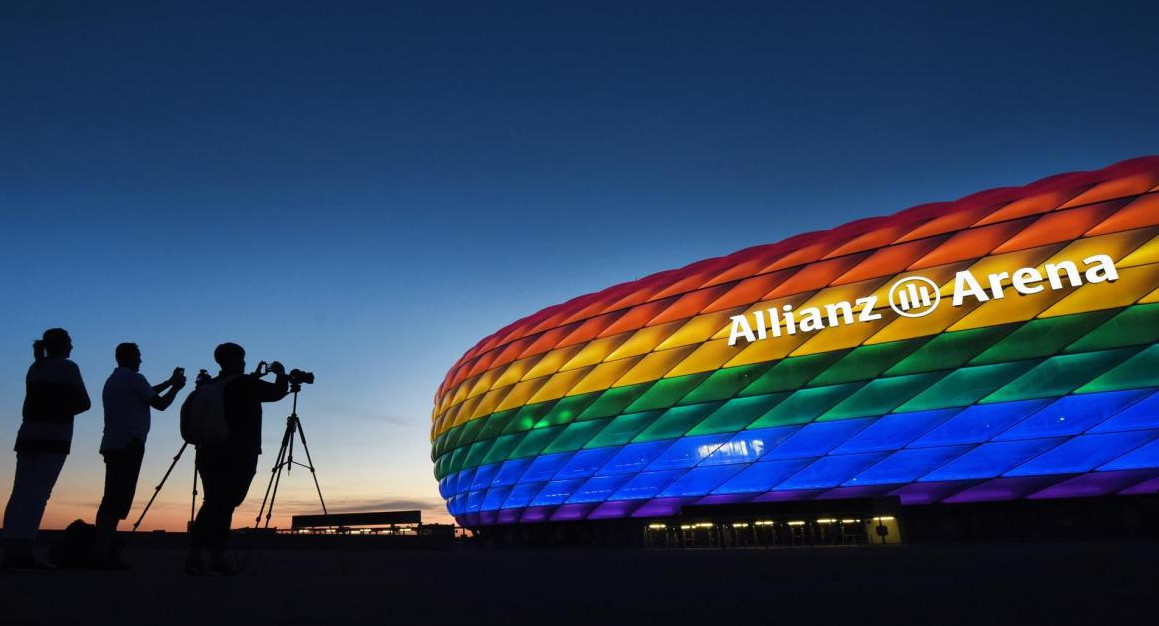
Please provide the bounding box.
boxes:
[131,442,199,533]
[254,383,329,529]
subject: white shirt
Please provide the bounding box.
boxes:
[101,367,157,452]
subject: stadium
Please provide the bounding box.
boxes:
[432,157,1159,546]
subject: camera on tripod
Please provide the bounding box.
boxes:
[255,361,315,385]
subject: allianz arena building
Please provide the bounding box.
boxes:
[432,157,1159,546]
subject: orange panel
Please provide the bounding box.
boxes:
[702,269,795,313]
[517,323,579,360]
[895,202,997,242]
[761,240,841,272]
[908,219,1031,270]
[1085,194,1159,236]
[646,285,732,325]
[823,222,909,258]
[764,254,869,299]
[975,186,1089,225]
[1060,173,1159,207]
[702,252,775,287]
[557,311,626,348]
[990,201,1124,254]
[832,236,947,285]
[597,297,676,337]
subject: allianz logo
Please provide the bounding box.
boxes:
[727,254,1120,346]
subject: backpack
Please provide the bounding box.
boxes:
[48,519,96,568]
[180,375,240,445]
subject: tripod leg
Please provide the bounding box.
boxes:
[190,451,199,526]
[293,415,329,516]
[254,421,293,527]
[131,442,188,533]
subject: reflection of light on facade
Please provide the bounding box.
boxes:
[432,157,1159,528]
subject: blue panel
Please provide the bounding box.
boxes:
[446,494,464,516]
[920,439,1063,481]
[470,463,499,491]
[844,446,971,486]
[1005,430,1159,476]
[658,465,746,497]
[700,426,802,466]
[596,440,676,476]
[501,481,545,509]
[909,399,1052,448]
[438,476,454,499]
[763,419,873,460]
[712,459,815,494]
[465,489,485,513]
[644,433,733,471]
[518,452,576,483]
[832,409,960,454]
[995,390,1153,441]
[530,478,586,506]
[775,452,885,490]
[609,469,687,500]
[1090,389,1159,433]
[1098,434,1159,471]
[555,447,621,480]
[492,458,533,487]
[481,486,512,511]
[454,468,476,495]
[566,474,635,504]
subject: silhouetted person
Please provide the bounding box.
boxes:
[2,328,90,570]
[92,343,186,569]
[186,342,287,575]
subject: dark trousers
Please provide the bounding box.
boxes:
[190,447,257,556]
[97,441,145,521]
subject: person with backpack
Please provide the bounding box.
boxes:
[2,328,90,571]
[185,342,287,575]
[93,343,186,569]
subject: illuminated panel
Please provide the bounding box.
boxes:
[432,157,1159,526]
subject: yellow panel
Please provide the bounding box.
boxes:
[567,357,645,396]
[492,354,545,389]
[604,321,684,360]
[947,287,1068,331]
[709,293,817,341]
[465,368,500,400]
[521,344,583,381]
[664,339,738,377]
[614,345,699,386]
[942,246,1065,297]
[1141,286,1159,304]
[790,315,889,356]
[559,334,633,371]
[1040,263,1159,317]
[864,299,983,345]
[1041,228,1156,267]
[655,309,744,351]
[449,395,484,429]
[1119,232,1159,268]
[448,376,473,410]
[468,386,513,421]
[494,376,553,412]
[526,366,594,405]
[792,277,890,317]
[722,332,810,368]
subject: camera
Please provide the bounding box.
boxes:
[255,361,314,385]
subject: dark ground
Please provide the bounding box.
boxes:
[2,539,1158,625]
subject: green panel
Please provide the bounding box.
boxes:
[482,432,528,465]
[687,393,789,435]
[633,402,725,442]
[884,325,1015,376]
[543,418,613,453]
[450,415,489,451]
[1077,345,1159,393]
[446,445,470,475]
[819,372,947,421]
[809,339,928,386]
[739,351,847,396]
[461,439,495,470]
[432,430,453,459]
[476,409,518,441]
[897,360,1040,412]
[746,382,863,429]
[970,311,1115,365]
[434,454,448,479]
[503,401,557,435]
[508,426,564,460]
[535,392,601,428]
[1067,304,1159,353]
[584,411,665,448]
[576,384,649,421]
[983,347,1142,403]
[680,363,776,404]
[624,373,711,412]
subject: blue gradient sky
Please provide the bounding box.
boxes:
[2,1,1157,529]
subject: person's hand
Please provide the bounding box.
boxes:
[171,367,187,388]
[269,361,287,376]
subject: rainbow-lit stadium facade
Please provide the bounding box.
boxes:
[432,157,1159,531]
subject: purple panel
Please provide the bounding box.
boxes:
[459,513,480,526]
[1029,470,1159,499]
[478,511,498,525]
[944,476,1066,503]
[1118,473,1159,495]
[693,494,758,507]
[889,480,975,504]
[818,485,895,500]
[496,508,522,524]
[753,489,823,503]
[550,503,596,521]
[588,500,642,519]
[519,506,555,523]
[631,497,691,518]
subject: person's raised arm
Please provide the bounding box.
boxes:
[149,367,187,411]
[256,361,290,402]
